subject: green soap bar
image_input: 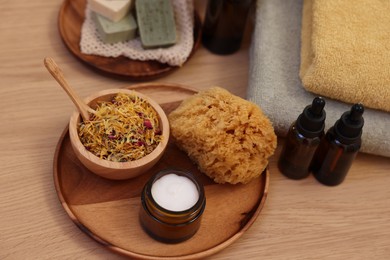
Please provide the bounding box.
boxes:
[93,11,138,44]
[135,0,177,49]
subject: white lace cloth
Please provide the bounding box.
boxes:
[80,0,194,67]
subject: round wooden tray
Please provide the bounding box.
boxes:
[53,83,269,259]
[58,0,202,80]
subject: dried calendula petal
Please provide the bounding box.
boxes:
[78,92,162,162]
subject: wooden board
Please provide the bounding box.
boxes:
[58,0,202,80]
[53,83,269,259]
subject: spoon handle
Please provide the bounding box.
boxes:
[44,57,92,121]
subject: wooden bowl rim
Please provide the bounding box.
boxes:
[53,83,270,259]
[69,88,170,170]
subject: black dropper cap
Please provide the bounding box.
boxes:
[334,103,364,144]
[296,97,326,138]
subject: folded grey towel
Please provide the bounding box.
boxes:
[247,0,390,157]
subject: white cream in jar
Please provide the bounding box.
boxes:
[151,173,199,212]
[140,169,206,243]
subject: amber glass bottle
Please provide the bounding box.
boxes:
[278,97,326,179]
[311,104,364,186]
[202,0,254,55]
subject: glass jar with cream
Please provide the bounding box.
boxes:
[139,169,206,243]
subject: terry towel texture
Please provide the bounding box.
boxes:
[300,0,390,112]
[247,0,390,158]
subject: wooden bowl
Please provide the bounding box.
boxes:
[69,88,170,180]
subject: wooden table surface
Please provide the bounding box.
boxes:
[1,1,389,259]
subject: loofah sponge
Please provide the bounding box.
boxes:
[169,87,277,184]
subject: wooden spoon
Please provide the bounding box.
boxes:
[44,57,93,121]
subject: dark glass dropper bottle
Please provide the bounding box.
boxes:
[278,97,326,179]
[311,104,364,186]
[201,0,254,55]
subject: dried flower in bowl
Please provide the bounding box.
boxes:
[78,92,163,162]
[69,89,169,180]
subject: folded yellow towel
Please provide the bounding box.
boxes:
[300,0,390,112]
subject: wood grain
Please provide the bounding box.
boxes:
[44,57,93,121]
[58,0,202,80]
[54,84,269,259]
[1,0,389,259]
